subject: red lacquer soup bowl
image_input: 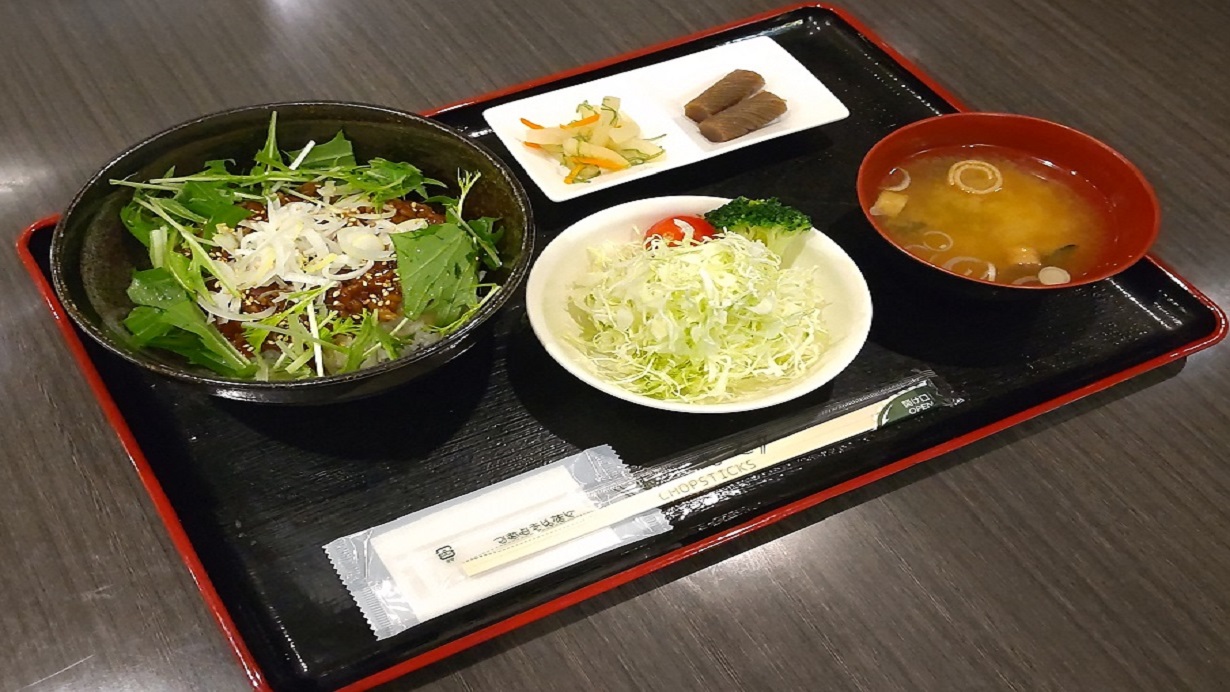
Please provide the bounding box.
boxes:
[856,112,1159,297]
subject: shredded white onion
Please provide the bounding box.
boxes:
[214,228,239,252]
[338,228,391,262]
[288,141,315,171]
[321,260,374,282]
[1012,275,1040,285]
[224,195,408,294]
[196,292,275,322]
[306,299,324,377]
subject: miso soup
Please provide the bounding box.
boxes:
[869,145,1113,286]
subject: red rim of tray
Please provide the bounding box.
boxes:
[15,4,1228,691]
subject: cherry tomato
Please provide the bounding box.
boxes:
[644,215,718,246]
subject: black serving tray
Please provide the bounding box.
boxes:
[18,5,1226,691]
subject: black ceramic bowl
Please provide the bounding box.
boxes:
[51,102,533,404]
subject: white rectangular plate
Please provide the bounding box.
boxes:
[482,35,850,203]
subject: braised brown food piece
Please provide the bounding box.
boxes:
[388,199,445,224]
[326,261,403,321]
[214,191,433,355]
[684,69,765,123]
[216,320,250,354]
[239,200,267,222]
[236,183,325,222]
[216,266,406,355]
[698,91,788,143]
[240,285,281,314]
[213,286,285,354]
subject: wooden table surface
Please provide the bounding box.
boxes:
[3,0,1228,690]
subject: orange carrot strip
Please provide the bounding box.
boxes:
[564,164,585,184]
[520,117,544,129]
[571,155,625,170]
[563,113,600,128]
[523,142,542,150]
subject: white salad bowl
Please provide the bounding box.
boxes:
[525,195,873,413]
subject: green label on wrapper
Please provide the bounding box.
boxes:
[877,383,940,427]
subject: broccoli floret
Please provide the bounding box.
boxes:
[703,197,813,260]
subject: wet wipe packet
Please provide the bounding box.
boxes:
[324,445,669,639]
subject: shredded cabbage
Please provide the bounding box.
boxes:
[568,233,829,403]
